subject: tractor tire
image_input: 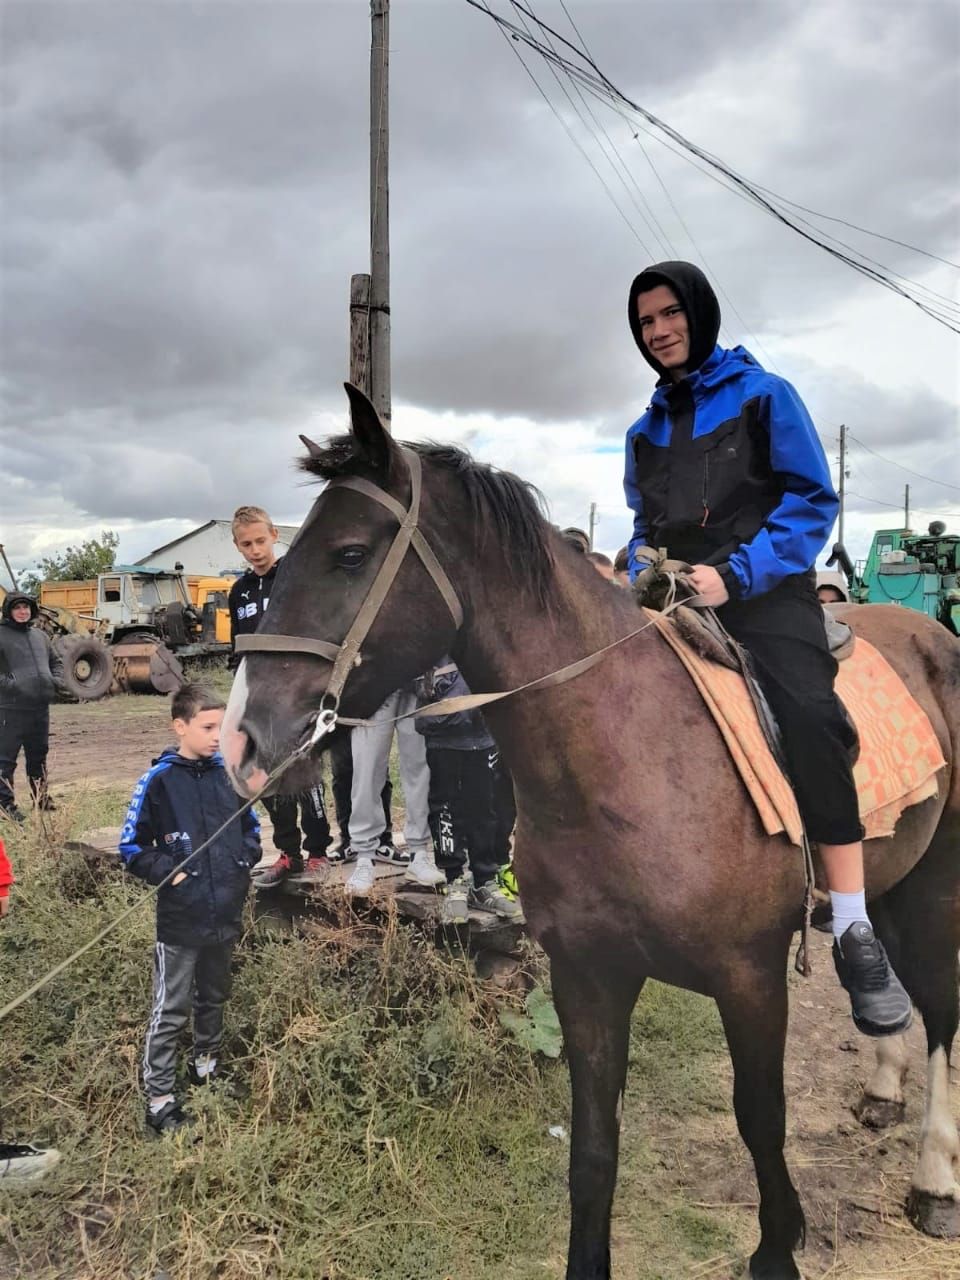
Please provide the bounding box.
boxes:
[53,633,114,702]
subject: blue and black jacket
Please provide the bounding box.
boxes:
[119,748,260,947]
[624,262,838,600]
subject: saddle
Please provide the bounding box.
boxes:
[632,552,859,767]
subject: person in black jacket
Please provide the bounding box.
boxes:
[0,593,64,820]
[119,683,260,1136]
[414,658,521,925]
[228,505,333,883]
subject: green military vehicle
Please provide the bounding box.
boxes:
[828,520,960,636]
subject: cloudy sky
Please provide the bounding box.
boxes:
[2,0,958,579]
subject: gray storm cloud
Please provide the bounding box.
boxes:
[1,0,957,566]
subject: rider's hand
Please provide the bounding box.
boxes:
[686,564,729,607]
[172,872,188,886]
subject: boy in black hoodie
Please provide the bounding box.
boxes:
[0,593,63,820]
[119,683,260,1136]
[228,505,333,883]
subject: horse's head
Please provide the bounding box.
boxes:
[221,384,463,796]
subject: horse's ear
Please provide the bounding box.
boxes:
[344,382,397,475]
[299,434,323,460]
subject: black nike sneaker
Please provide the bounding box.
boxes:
[833,922,913,1037]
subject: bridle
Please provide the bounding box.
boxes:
[234,446,463,743]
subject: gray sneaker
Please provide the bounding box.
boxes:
[440,875,470,925]
[471,882,525,921]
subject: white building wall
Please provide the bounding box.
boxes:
[139,524,295,576]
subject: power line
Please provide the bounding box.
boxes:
[549,0,785,373]
[847,432,960,492]
[748,184,960,271]
[846,490,960,521]
[507,1,674,257]
[476,1,657,256]
[465,0,960,335]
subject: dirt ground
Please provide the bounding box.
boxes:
[45,698,960,1278]
[614,936,960,1279]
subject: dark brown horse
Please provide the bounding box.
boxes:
[222,388,960,1280]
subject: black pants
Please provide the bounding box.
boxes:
[0,706,49,812]
[263,784,331,859]
[328,733,392,846]
[717,571,862,845]
[427,746,517,886]
[143,940,234,1097]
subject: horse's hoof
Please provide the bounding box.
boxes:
[906,1188,960,1238]
[749,1249,801,1280]
[854,1093,905,1130]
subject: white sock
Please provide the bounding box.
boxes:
[193,1055,216,1078]
[830,889,869,941]
[149,1094,175,1114]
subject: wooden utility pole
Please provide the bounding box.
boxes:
[904,483,910,530]
[369,0,391,428]
[588,502,597,550]
[837,423,846,548]
[349,273,372,396]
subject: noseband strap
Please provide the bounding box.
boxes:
[234,446,462,705]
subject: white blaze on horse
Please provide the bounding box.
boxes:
[222,386,960,1280]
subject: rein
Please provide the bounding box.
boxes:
[236,455,816,974]
[235,446,693,745]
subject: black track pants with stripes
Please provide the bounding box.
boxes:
[142,940,234,1097]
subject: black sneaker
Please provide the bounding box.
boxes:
[0,806,26,825]
[833,922,913,1037]
[374,841,411,867]
[145,1099,194,1137]
[326,844,358,864]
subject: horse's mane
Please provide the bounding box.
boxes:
[300,435,558,610]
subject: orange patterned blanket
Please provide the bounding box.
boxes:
[648,611,946,845]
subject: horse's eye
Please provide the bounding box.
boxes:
[336,545,368,570]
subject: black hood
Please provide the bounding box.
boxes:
[628,260,721,378]
[1,592,39,623]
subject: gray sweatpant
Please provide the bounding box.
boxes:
[142,940,234,1097]
[348,689,431,857]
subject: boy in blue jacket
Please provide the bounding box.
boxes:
[624,260,911,1039]
[119,684,260,1135]
[414,659,521,925]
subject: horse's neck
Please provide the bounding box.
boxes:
[455,561,665,777]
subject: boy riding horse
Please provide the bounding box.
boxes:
[623,260,911,1037]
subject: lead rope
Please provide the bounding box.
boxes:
[0,717,338,1026]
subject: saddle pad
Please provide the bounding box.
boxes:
[647,610,946,846]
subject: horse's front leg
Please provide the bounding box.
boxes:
[716,954,805,1280]
[551,952,644,1280]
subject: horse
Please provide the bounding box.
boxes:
[221,385,960,1280]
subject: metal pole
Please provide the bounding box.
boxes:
[369,0,391,429]
[0,544,18,591]
[904,483,910,530]
[588,502,597,550]
[837,423,846,548]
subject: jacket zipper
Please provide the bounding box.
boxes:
[701,453,710,527]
